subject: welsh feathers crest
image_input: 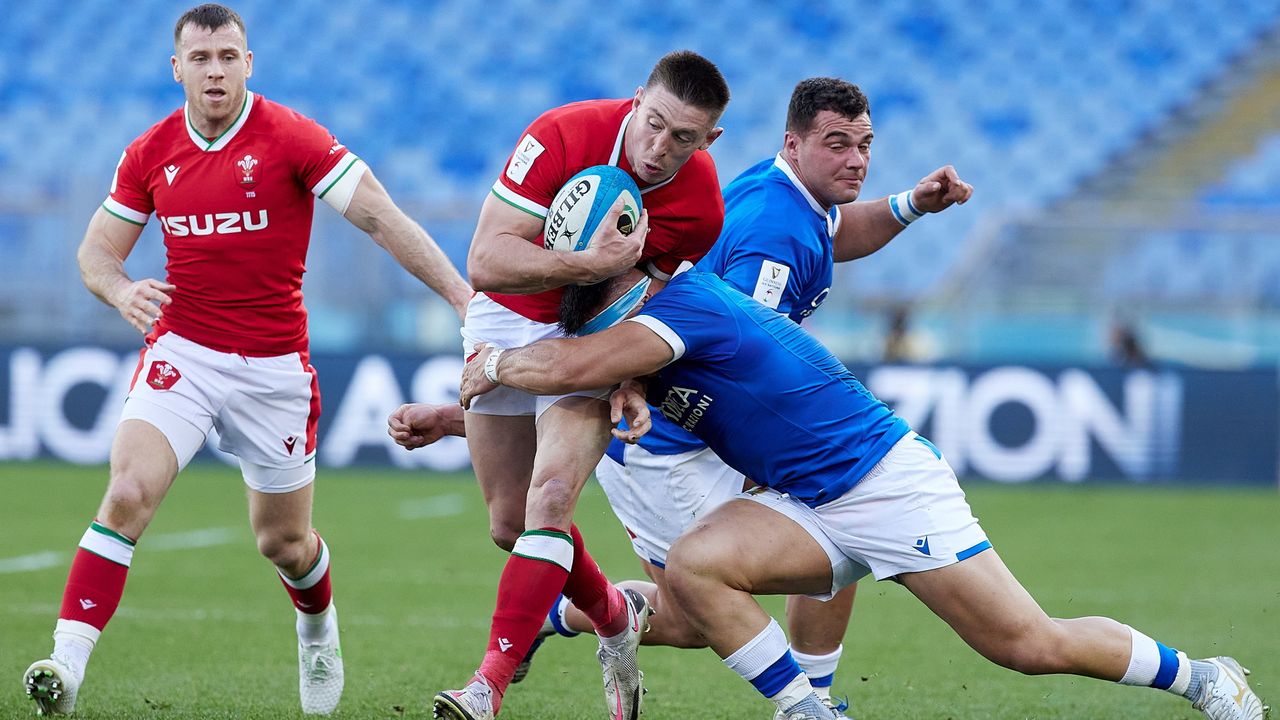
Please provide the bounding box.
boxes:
[236,154,260,187]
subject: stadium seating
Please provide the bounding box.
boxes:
[1201,132,1280,208]
[3,0,1279,348]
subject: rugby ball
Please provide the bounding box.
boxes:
[543,165,642,253]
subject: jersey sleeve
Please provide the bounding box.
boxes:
[489,110,568,220]
[102,144,153,226]
[292,113,368,215]
[627,275,736,364]
[716,219,821,315]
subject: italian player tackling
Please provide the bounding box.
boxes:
[459,268,1268,720]
[22,4,472,717]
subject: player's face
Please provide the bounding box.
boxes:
[171,23,253,136]
[625,85,723,185]
[785,111,872,209]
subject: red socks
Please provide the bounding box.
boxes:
[59,521,135,631]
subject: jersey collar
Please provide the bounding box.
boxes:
[612,109,679,195]
[774,152,829,217]
[185,91,255,152]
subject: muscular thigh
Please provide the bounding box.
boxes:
[466,412,537,516]
[676,498,835,597]
[527,396,612,521]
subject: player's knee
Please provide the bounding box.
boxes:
[256,527,311,568]
[665,536,730,600]
[489,521,521,551]
[101,469,161,523]
[986,621,1067,675]
[526,474,579,525]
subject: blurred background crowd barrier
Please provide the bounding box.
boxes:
[3,0,1279,482]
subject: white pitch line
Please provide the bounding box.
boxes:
[146,527,240,551]
[0,527,239,574]
[398,494,466,519]
[5,602,489,629]
[0,551,64,574]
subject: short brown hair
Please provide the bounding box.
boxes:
[645,50,730,116]
[174,4,247,47]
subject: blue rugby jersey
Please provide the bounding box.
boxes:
[627,270,908,508]
[613,154,838,459]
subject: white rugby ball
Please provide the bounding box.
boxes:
[543,165,642,253]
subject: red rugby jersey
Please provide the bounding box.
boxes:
[104,92,366,356]
[487,99,724,323]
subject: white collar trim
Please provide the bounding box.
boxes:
[185,91,255,152]
[773,153,828,217]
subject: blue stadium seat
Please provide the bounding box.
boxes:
[4,0,1279,349]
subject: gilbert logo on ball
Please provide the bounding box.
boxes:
[544,165,642,253]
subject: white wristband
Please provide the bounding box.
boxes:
[484,347,504,384]
[888,190,925,227]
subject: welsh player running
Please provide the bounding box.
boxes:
[22,4,472,717]
[431,51,729,720]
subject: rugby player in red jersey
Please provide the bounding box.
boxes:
[431,51,729,720]
[22,4,472,717]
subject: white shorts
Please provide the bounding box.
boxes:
[460,292,610,418]
[596,444,747,567]
[742,432,990,600]
[119,331,320,493]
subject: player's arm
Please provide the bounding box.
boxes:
[467,194,647,293]
[77,206,174,334]
[386,382,651,445]
[388,402,467,448]
[460,322,672,407]
[343,171,474,319]
[832,165,973,262]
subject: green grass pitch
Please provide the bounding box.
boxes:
[1,461,1276,719]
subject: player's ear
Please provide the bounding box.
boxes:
[171,54,181,83]
[699,126,724,151]
[782,130,801,160]
[632,86,645,111]
[244,49,253,79]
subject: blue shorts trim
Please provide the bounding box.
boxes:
[955,539,992,562]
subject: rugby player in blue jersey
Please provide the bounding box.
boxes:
[582,77,970,717]
[455,267,1266,720]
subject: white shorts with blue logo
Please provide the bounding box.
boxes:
[461,293,611,419]
[743,431,990,600]
[595,444,747,567]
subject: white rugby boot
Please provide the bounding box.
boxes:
[23,657,82,716]
[1192,657,1268,720]
[433,674,497,720]
[298,606,344,715]
[776,692,842,720]
[822,695,853,719]
[597,588,652,720]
